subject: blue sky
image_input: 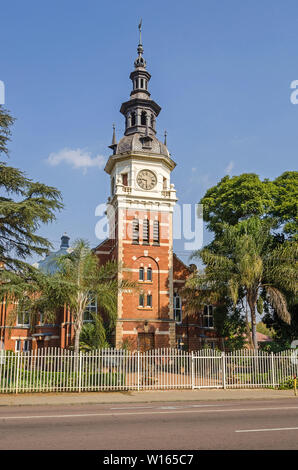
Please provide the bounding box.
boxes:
[1,0,297,264]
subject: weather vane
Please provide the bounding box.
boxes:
[138,19,142,44]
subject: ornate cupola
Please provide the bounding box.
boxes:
[119,20,161,137]
[105,20,176,174]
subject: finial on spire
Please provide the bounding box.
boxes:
[138,18,142,45]
[164,130,167,146]
[135,19,146,68]
[108,124,117,154]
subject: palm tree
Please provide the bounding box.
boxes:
[3,239,134,354]
[45,239,135,353]
[191,217,297,349]
[79,317,109,351]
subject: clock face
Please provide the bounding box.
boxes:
[137,169,157,190]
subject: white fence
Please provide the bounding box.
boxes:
[0,348,297,394]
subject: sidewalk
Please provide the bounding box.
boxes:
[0,388,296,407]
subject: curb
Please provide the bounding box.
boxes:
[0,389,296,407]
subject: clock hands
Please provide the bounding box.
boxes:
[137,170,156,190]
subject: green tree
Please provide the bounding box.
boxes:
[192,218,297,349]
[0,106,63,272]
[256,321,274,338]
[0,106,15,155]
[214,303,247,350]
[13,239,134,353]
[200,172,298,240]
[270,171,298,239]
[79,317,109,351]
[263,301,298,348]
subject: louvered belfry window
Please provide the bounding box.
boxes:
[143,219,149,244]
[132,219,139,244]
[153,220,160,244]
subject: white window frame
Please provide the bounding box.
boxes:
[173,293,182,323]
[15,340,21,352]
[17,312,30,327]
[203,305,214,328]
[23,340,30,352]
[83,296,98,323]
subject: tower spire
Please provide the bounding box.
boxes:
[108,124,117,154]
[119,21,161,138]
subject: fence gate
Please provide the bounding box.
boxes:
[192,350,224,389]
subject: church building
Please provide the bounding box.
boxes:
[0,28,222,353]
[94,28,221,351]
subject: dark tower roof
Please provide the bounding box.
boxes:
[106,21,173,164]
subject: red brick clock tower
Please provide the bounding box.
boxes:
[97,28,178,350]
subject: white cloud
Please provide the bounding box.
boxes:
[47,148,106,173]
[225,160,234,176]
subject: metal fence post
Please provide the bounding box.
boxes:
[78,351,82,393]
[191,351,194,389]
[222,352,226,389]
[137,351,140,391]
[15,352,20,395]
[271,352,276,388]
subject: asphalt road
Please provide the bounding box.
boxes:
[0,399,298,450]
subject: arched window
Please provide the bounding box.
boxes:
[203,305,214,328]
[153,221,159,244]
[131,112,136,127]
[139,293,144,307]
[141,111,147,126]
[122,173,128,186]
[173,293,182,323]
[111,176,115,195]
[139,267,144,281]
[132,218,139,244]
[147,267,152,281]
[143,219,149,244]
[147,294,152,307]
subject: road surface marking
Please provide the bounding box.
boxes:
[236,427,298,433]
[111,404,233,411]
[1,406,298,421]
[110,406,153,410]
[159,406,179,409]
